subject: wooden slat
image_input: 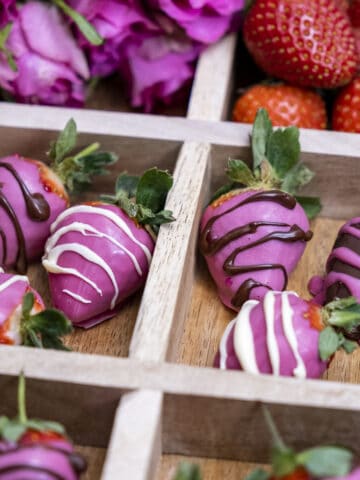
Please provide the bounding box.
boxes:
[187,35,237,121]
[129,142,211,362]
[102,391,162,480]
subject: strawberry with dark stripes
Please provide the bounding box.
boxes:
[0,374,86,479]
[0,119,116,274]
[199,109,320,311]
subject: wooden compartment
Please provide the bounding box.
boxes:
[1,34,360,479]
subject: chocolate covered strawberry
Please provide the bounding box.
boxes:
[0,374,86,479]
[0,269,72,348]
[245,407,359,480]
[0,118,116,273]
[42,168,174,328]
[309,217,360,339]
[243,0,358,89]
[200,108,320,311]
[215,290,360,379]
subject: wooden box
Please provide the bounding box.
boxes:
[1,34,360,479]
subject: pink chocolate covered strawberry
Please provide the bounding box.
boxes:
[0,374,86,479]
[200,108,320,311]
[42,168,174,328]
[309,218,360,338]
[215,290,360,379]
[0,119,116,274]
[0,269,72,348]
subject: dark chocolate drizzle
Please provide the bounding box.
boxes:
[0,162,50,221]
[0,191,27,273]
[0,161,51,273]
[325,221,360,302]
[199,190,312,308]
[0,228,6,265]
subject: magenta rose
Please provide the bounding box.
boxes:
[0,0,17,28]
[120,33,201,112]
[0,1,90,106]
[68,0,156,77]
[145,0,245,44]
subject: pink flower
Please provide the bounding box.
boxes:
[68,0,156,77]
[145,0,245,44]
[0,0,17,28]
[0,1,90,107]
[120,33,201,112]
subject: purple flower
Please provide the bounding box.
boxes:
[69,0,156,77]
[0,0,17,28]
[120,33,201,112]
[0,1,90,107]
[145,0,245,44]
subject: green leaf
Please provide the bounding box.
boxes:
[282,164,315,195]
[173,463,202,480]
[22,292,34,318]
[342,339,358,354]
[136,168,173,214]
[226,159,256,186]
[115,173,139,198]
[267,126,300,178]
[52,0,103,46]
[244,469,270,480]
[295,196,322,220]
[297,446,353,476]
[251,108,273,171]
[325,296,360,331]
[319,326,341,361]
[272,448,297,476]
[0,23,17,72]
[2,420,27,442]
[49,118,77,164]
[25,419,65,435]
[144,209,176,227]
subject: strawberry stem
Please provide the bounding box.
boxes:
[262,405,286,450]
[18,372,27,424]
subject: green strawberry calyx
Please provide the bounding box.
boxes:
[244,406,353,479]
[212,108,322,219]
[20,292,73,351]
[172,462,202,480]
[0,373,65,443]
[48,118,118,194]
[319,297,360,361]
[100,167,175,235]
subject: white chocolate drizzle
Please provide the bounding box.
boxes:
[62,289,91,304]
[264,291,280,375]
[233,300,259,374]
[281,291,306,378]
[219,318,237,369]
[45,221,143,276]
[51,205,152,263]
[43,204,153,310]
[0,274,29,292]
[230,291,307,378]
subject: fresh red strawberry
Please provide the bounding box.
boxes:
[200,108,320,311]
[332,76,360,131]
[232,83,327,129]
[0,270,72,349]
[243,0,358,88]
[244,408,356,480]
[0,374,86,479]
[0,119,117,273]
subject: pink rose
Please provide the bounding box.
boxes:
[145,0,245,43]
[120,33,201,112]
[0,1,90,106]
[69,0,156,77]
